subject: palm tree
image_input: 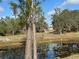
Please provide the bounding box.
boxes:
[10,2,18,35]
[17,0,42,59]
[0,1,36,59]
[9,0,33,59]
[32,0,37,59]
[10,2,18,17]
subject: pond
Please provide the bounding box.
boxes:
[0,43,79,59]
[38,43,79,59]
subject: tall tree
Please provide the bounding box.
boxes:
[0,0,43,59]
[9,1,34,58]
[36,14,48,32]
[10,2,18,34]
[52,9,79,33]
[18,0,39,59]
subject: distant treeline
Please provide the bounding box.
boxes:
[52,9,79,34]
[0,16,25,35]
[0,15,48,35]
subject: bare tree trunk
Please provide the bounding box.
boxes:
[25,22,32,59]
[33,21,37,59]
[12,30,15,35]
[25,0,37,59]
[32,0,37,59]
[60,31,63,47]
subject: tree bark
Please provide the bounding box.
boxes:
[12,30,15,35]
[25,18,32,59]
[25,0,37,59]
[33,21,37,59]
[32,0,37,59]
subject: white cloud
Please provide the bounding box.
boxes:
[61,0,79,6]
[0,16,18,19]
[66,0,79,4]
[48,0,79,16]
[0,6,4,12]
[48,9,55,16]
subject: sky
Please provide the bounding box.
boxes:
[0,0,79,26]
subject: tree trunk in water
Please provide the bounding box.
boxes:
[25,0,37,59]
[25,25,32,59]
[33,22,37,59]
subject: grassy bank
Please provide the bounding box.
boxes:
[37,32,79,44]
[61,54,79,59]
[0,32,79,48]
